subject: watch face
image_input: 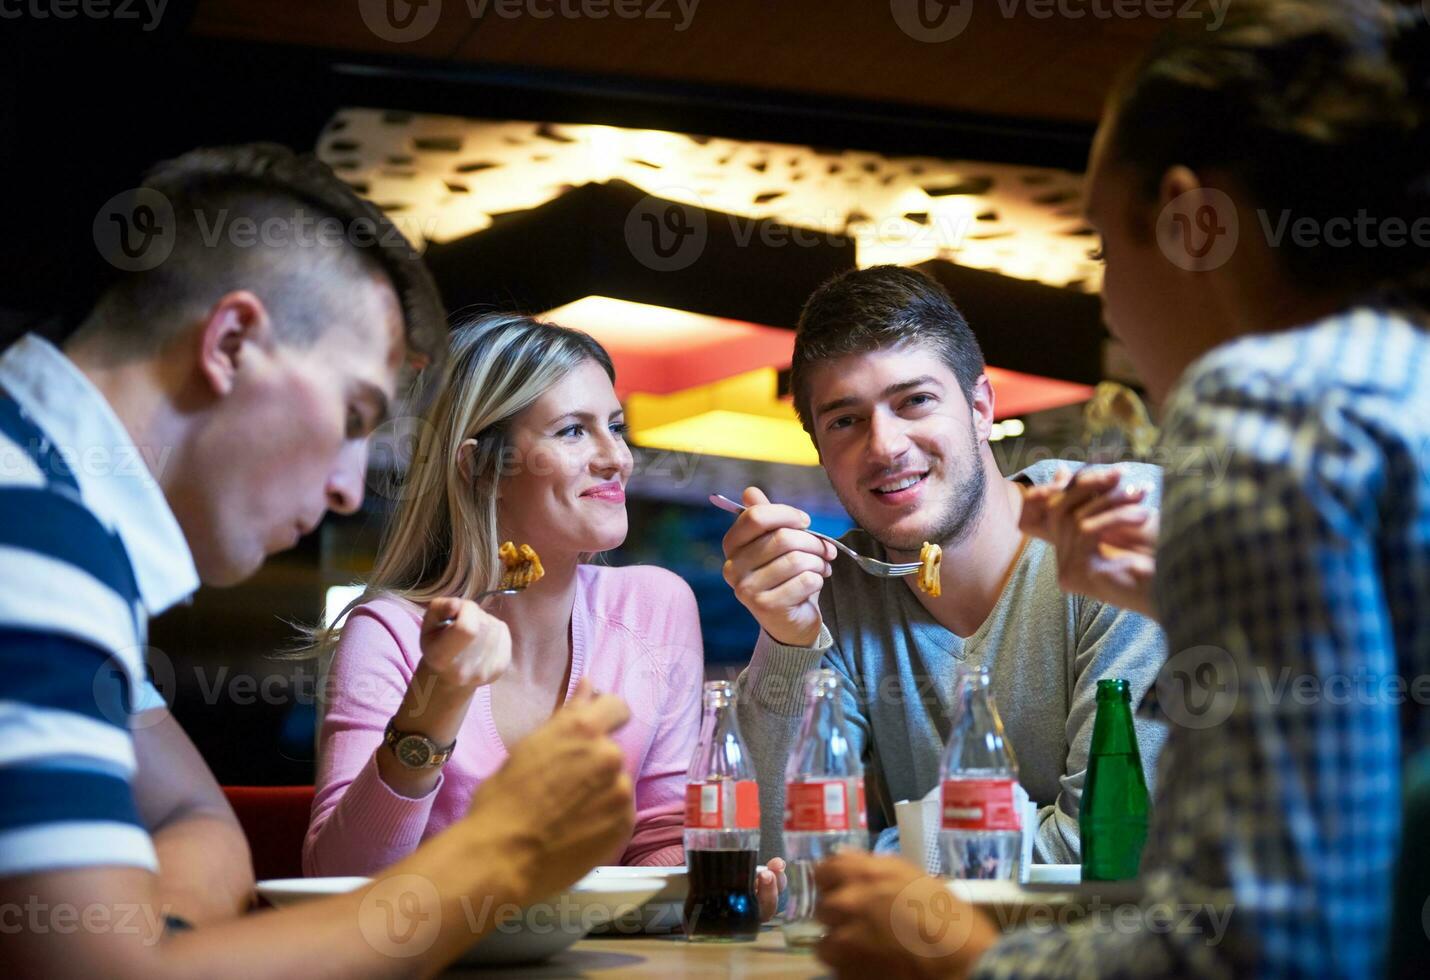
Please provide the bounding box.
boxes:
[395,735,434,768]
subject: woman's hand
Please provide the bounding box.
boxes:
[419,596,512,691]
[758,856,787,921]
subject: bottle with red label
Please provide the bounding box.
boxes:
[781,668,867,946]
[683,680,761,942]
[939,664,1022,880]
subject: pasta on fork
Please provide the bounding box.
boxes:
[917,541,941,597]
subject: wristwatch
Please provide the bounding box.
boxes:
[383,719,457,770]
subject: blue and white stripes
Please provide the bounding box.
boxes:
[0,335,198,879]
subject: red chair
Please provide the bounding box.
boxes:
[222,785,315,881]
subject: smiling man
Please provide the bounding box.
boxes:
[723,264,1166,865]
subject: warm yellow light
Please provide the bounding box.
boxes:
[626,368,819,467]
[634,410,820,467]
[625,367,789,430]
[545,295,745,344]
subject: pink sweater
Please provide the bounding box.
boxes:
[303,564,704,876]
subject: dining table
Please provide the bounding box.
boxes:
[444,925,828,978]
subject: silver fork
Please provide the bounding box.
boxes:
[709,494,923,578]
[434,586,524,628]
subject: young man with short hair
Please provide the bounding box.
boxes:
[724,265,1167,865]
[1,144,638,978]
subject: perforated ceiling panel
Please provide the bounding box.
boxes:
[318,108,1103,292]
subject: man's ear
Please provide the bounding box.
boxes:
[969,373,996,441]
[196,290,272,398]
[1158,165,1202,212]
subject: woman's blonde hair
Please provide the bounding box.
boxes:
[303,312,615,657]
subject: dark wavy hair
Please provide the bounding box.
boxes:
[1106,0,1430,305]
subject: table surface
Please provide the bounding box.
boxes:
[445,925,827,979]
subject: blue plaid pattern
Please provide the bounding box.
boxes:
[975,306,1430,978]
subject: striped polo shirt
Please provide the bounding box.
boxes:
[0,334,199,877]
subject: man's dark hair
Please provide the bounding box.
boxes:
[1108,0,1430,306]
[78,143,446,364]
[791,265,985,433]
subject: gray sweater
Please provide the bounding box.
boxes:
[735,461,1167,865]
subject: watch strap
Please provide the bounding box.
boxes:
[383,718,458,769]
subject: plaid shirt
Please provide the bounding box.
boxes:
[976,305,1430,978]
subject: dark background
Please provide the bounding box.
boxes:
[0,2,1143,784]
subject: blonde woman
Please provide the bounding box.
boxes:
[303,315,785,904]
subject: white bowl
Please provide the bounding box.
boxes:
[256,876,369,908]
[580,866,688,934]
[256,875,665,965]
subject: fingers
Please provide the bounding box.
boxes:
[562,691,631,735]
[420,595,464,636]
[741,485,771,508]
[722,494,826,559]
[753,567,826,615]
[812,851,878,893]
[730,548,832,598]
[1080,503,1152,541]
[756,867,779,921]
[1050,465,1121,515]
[1071,479,1147,523]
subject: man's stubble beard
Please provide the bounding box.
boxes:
[836,434,989,555]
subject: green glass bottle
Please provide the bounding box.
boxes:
[1080,679,1150,881]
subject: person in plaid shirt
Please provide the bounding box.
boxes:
[811,2,1430,977]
